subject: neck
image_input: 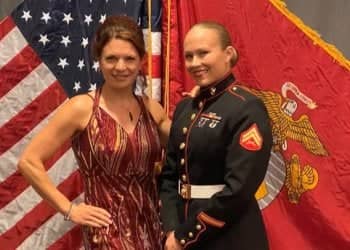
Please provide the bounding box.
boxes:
[200,71,233,90]
[101,83,135,104]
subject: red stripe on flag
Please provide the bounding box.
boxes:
[48,226,82,250]
[0,16,15,41]
[0,171,83,249]
[152,55,162,78]
[143,55,162,78]
[0,142,71,209]
[0,46,41,98]
[0,81,66,155]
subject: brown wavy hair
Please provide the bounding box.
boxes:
[92,15,145,60]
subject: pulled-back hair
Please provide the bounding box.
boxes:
[92,16,145,60]
[191,21,238,67]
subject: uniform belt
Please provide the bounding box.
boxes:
[178,181,225,199]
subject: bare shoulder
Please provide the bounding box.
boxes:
[54,92,95,129]
[70,92,94,109]
[141,95,167,124]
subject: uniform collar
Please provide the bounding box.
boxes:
[196,73,235,101]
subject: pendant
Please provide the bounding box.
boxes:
[128,111,133,122]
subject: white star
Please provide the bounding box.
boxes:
[81,37,89,48]
[21,10,32,22]
[92,61,100,72]
[99,14,107,24]
[73,81,81,92]
[58,58,69,69]
[89,0,93,3]
[84,14,93,26]
[77,59,85,70]
[41,12,51,24]
[124,0,127,4]
[89,83,97,91]
[62,13,74,24]
[60,35,71,47]
[38,34,50,46]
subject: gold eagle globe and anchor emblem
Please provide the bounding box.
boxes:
[248,82,328,208]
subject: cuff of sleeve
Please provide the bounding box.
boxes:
[174,212,226,249]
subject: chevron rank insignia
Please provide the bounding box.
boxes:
[239,123,263,151]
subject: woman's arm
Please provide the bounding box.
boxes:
[143,97,171,148]
[18,94,112,227]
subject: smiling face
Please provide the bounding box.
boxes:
[184,26,234,87]
[99,38,143,90]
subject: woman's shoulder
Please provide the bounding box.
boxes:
[69,92,94,110]
[141,95,167,124]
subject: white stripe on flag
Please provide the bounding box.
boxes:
[151,78,161,101]
[0,27,27,68]
[17,194,84,250]
[0,107,62,182]
[0,149,77,233]
[0,63,56,126]
[142,31,161,55]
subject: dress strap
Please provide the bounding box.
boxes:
[137,95,157,125]
[136,94,146,111]
[93,87,102,112]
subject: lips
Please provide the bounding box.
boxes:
[112,74,129,79]
[191,69,208,78]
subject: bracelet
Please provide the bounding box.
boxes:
[64,203,74,221]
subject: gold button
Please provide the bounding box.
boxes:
[196,224,202,230]
[210,87,216,95]
[181,174,187,182]
[179,142,185,150]
[198,101,204,108]
[191,113,196,120]
[188,232,194,238]
[180,158,185,165]
[182,127,188,134]
[180,187,187,197]
[180,239,186,245]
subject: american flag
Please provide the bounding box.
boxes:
[0,0,162,248]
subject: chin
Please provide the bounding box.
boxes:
[195,79,212,87]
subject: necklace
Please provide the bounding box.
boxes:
[128,111,133,122]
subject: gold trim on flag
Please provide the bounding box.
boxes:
[270,0,350,71]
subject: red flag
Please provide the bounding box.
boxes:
[163,0,350,249]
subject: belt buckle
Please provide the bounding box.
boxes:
[180,184,191,200]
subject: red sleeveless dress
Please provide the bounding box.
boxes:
[71,89,163,250]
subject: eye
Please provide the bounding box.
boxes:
[198,50,208,57]
[125,56,136,62]
[104,56,118,63]
[184,53,193,60]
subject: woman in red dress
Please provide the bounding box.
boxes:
[18,16,170,249]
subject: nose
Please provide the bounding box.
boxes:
[191,55,201,67]
[114,59,126,71]
[186,55,200,69]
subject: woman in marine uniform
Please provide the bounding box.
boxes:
[159,21,273,250]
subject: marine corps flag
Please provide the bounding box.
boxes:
[163,0,350,249]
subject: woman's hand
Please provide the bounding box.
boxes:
[164,231,183,250]
[182,85,200,98]
[69,202,112,228]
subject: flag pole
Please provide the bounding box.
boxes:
[147,0,153,98]
[163,0,171,115]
